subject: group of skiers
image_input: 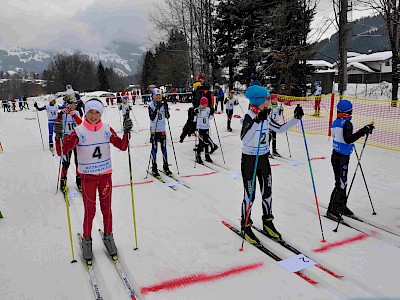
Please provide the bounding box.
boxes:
[32,74,375,261]
[1,95,29,112]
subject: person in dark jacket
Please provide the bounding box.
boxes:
[327,100,375,220]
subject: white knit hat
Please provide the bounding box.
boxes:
[47,94,56,102]
[85,99,104,116]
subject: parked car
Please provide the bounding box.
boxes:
[81,91,116,104]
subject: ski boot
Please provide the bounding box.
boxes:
[262,215,282,240]
[163,163,172,176]
[326,210,343,222]
[341,206,354,217]
[103,232,118,257]
[272,150,281,157]
[241,220,260,245]
[205,154,213,163]
[196,153,203,164]
[76,175,82,192]
[82,237,93,261]
[227,127,233,132]
[152,164,160,177]
[210,145,219,154]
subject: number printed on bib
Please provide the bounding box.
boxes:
[92,146,102,159]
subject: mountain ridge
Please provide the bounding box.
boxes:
[0,40,145,76]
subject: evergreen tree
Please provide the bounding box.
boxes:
[215,0,240,89]
[97,61,110,91]
[141,51,157,88]
[264,0,315,95]
[157,28,190,87]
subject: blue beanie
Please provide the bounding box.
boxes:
[246,85,270,106]
[337,100,352,113]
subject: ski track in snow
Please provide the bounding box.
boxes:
[0,96,399,299]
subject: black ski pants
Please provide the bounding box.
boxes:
[328,150,350,212]
[241,153,273,226]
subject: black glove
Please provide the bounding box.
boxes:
[163,101,169,109]
[54,121,64,139]
[361,124,374,135]
[294,105,304,119]
[194,108,199,114]
[256,109,269,122]
[156,101,163,109]
[34,102,38,109]
[123,117,133,133]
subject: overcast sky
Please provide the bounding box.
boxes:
[0,0,154,51]
[0,0,373,51]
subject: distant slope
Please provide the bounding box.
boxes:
[312,15,390,62]
[0,40,145,75]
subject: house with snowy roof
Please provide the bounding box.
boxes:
[346,51,392,74]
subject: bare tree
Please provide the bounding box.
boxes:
[356,0,399,105]
[149,0,217,82]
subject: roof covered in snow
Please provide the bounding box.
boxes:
[348,62,375,73]
[347,51,392,63]
[348,52,361,57]
[306,60,334,68]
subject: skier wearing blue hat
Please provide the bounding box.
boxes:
[327,100,375,220]
[239,85,304,244]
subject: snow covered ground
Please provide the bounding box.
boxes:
[0,95,399,300]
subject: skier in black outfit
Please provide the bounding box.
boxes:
[240,85,304,244]
[327,99,375,220]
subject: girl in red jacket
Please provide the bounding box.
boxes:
[55,98,133,260]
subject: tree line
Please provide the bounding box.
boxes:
[43,52,129,94]
[142,0,317,96]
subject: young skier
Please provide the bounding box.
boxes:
[224,90,238,132]
[195,97,214,164]
[54,94,82,192]
[268,94,284,157]
[120,96,131,117]
[54,98,133,260]
[240,85,304,244]
[148,88,172,176]
[327,99,374,220]
[34,94,64,150]
[313,81,322,116]
[23,95,29,109]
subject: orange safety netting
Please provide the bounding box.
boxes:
[276,94,400,152]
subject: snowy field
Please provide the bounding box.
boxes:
[0,95,399,300]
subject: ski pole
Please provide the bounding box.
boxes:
[63,181,77,263]
[194,130,198,168]
[55,113,68,194]
[124,114,139,250]
[282,114,292,157]
[299,115,326,242]
[237,102,245,114]
[130,108,141,132]
[57,117,76,263]
[334,133,372,232]
[353,145,376,215]
[241,122,264,251]
[145,105,161,178]
[166,118,180,174]
[35,108,45,150]
[213,118,226,164]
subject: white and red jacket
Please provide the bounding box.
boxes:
[56,119,129,170]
